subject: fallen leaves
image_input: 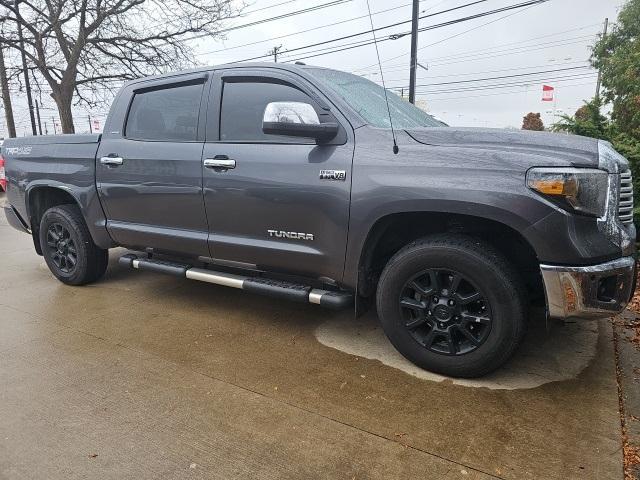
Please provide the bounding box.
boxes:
[614,304,640,480]
[623,267,640,349]
[628,266,640,312]
[623,440,640,480]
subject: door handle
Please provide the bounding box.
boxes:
[100,156,124,166]
[204,156,236,170]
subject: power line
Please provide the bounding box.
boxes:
[426,38,594,68]
[360,23,601,72]
[242,0,302,16]
[309,35,592,78]
[125,1,352,47]
[365,55,591,79]
[196,0,428,57]
[414,77,597,96]
[187,0,353,41]
[412,73,597,95]
[355,0,553,72]
[424,34,596,65]
[259,37,373,62]
[95,0,313,42]
[425,80,596,101]
[233,0,501,63]
[389,66,592,89]
[378,60,590,83]
[413,71,597,90]
[276,0,549,64]
[354,35,596,85]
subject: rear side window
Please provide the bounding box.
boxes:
[220,80,315,142]
[125,83,203,141]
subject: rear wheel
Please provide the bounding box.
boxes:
[39,205,108,285]
[376,234,526,378]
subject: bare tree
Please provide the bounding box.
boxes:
[0,0,241,133]
[0,42,16,137]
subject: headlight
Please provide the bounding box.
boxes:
[526,167,609,217]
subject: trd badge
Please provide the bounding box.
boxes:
[319,169,346,181]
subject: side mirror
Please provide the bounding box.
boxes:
[262,102,338,142]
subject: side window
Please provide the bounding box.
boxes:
[220,80,316,142]
[125,83,203,141]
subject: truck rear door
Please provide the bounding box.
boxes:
[201,68,354,284]
[96,73,210,257]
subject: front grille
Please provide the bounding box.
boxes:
[618,170,634,225]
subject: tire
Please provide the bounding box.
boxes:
[39,204,109,285]
[376,234,527,378]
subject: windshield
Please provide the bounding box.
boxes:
[309,68,445,129]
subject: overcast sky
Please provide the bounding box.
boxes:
[4,0,628,135]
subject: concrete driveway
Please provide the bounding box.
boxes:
[0,196,624,479]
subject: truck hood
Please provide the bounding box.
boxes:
[405,127,600,168]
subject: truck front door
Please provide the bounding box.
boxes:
[202,68,354,284]
[96,73,210,257]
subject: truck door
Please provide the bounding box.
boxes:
[96,73,210,257]
[202,68,353,284]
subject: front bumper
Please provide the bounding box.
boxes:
[540,256,636,319]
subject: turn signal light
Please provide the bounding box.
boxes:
[528,178,577,196]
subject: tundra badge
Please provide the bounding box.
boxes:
[319,169,346,181]
[268,230,314,241]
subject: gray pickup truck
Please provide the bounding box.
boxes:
[2,63,637,377]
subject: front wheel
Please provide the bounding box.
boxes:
[376,234,527,378]
[39,205,109,285]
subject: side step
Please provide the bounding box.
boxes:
[118,254,353,310]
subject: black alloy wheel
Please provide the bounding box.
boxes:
[399,269,492,356]
[376,234,527,378]
[39,204,109,285]
[45,222,78,273]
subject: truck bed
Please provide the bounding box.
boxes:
[2,133,111,249]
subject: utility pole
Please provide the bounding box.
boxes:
[595,17,609,102]
[268,45,282,62]
[52,116,57,134]
[0,44,16,138]
[44,121,48,135]
[88,115,92,133]
[35,100,42,135]
[408,0,419,104]
[14,0,37,135]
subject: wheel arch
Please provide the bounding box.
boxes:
[351,209,543,307]
[27,186,81,255]
[25,182,115,255]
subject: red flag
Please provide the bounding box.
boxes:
[542,85,554,102]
